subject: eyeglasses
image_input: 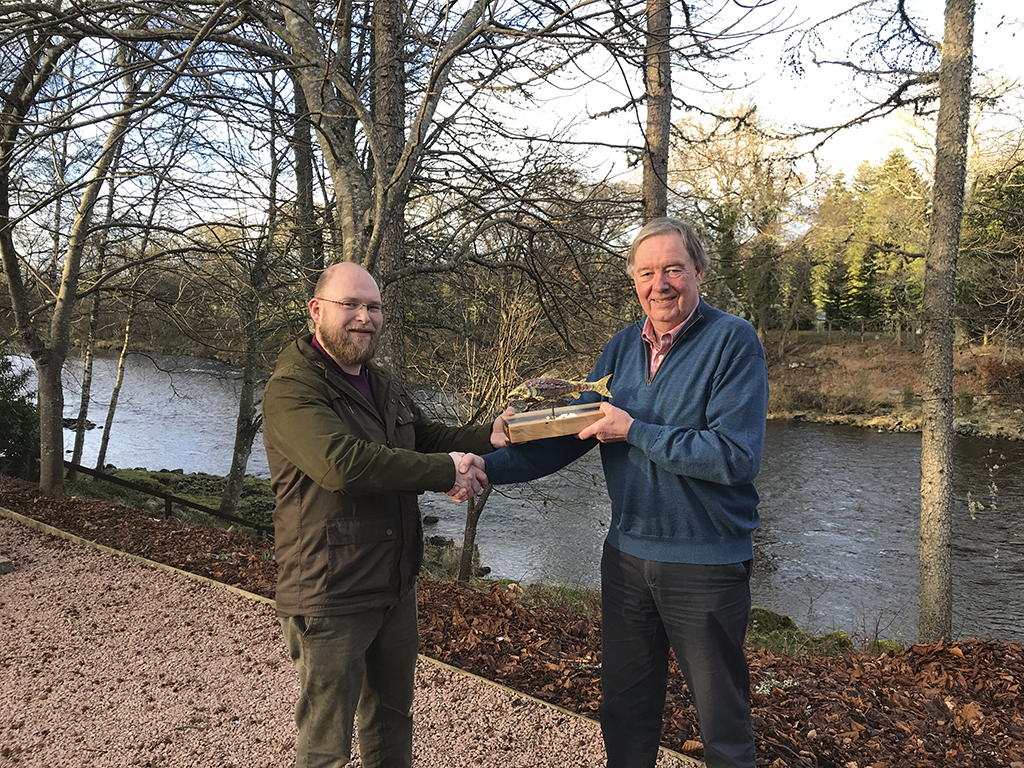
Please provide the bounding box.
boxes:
[316,298,383,315]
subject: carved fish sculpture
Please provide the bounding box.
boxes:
[507,374,612,403]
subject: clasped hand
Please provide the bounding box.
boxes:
[447,452,487,503]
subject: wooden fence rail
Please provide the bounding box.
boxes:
[0,440,273,539]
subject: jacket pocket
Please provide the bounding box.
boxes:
[325,515,399,597]
[393,396,417,449]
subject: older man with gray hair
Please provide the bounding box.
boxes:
[478,217,768,768]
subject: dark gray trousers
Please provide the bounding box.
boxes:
[279,586,419,768]
[599,543,755,768]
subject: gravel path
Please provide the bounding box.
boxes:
[0,515,695,768]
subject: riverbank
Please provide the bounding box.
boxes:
[766,337,1024,440]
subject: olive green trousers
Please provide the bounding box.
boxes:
[279,586,418,768]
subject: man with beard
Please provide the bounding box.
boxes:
[262,262,504,768]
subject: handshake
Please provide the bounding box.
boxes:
[446,452,487,503]
[443,407,515,503]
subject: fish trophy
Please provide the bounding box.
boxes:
[502,374,611,444]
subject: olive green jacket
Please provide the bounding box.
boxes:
[262,335,493,617]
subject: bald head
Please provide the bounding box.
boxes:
[309,262,383,374]
[314,262,380,300]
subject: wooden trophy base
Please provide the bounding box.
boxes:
[501,403,604,444]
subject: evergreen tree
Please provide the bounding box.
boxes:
[959,163,1024,344]
[844,249,884,329]
[0,349,40,479]
[819,258,851,330]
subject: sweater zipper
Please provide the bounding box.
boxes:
[645,338,681,386]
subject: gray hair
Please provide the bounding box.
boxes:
[625,217,710,275]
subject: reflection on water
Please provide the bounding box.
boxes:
[752,422,1023,644]
[17,354,1024,643]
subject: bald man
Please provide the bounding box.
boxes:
[263,262,506,768]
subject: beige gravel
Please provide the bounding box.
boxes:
[0,514,696,768]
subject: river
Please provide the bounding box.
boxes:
[11,353,1024,644]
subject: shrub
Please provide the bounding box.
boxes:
[828,370,877,415]
[422,536,485,579]
[979,356,1024,406]
[954,391,976,416]
[786,386,827,412]
[747,607,855,657]
[828,392,873,415]
[520,582,602,618]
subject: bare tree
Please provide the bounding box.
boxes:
[452,283,542,582]
[4,0,647,500]
[0,0,269,495]
[405,163,638,580]
[2,32,149,494]
[68,139,126,477]
[668,106,808,340]
[565,1,789,222]
[95,273,139,472]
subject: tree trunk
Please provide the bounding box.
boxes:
[919,0,974,644]
[372,0,409,375]
[221,71,283,517]
[36,113,130,494]
[70,157,119,475]
[278,0,370,264]
[35,354,66,495]
[292,81,322,297]
[1,41,68,495]
[219,323,262,519]
[96,304,133,471]
[642,0,671,223]
[778,274,808,361]
[458,488,491,582]
[9,49,141,495]
[69,340,95,474]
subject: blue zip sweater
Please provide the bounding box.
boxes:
[485,298,768,565]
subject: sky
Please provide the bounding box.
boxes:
[544,0,1023,184]
[733,0,1023,177]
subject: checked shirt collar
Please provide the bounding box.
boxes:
[640,304,699,380]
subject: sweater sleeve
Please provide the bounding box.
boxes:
[484,432,597,485]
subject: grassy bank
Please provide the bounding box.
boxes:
[66,468,275,533]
